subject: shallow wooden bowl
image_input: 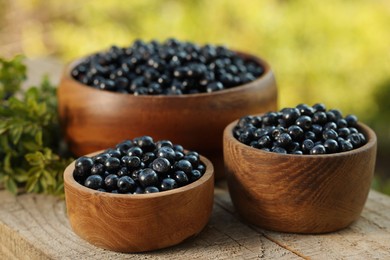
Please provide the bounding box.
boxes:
[223,120,377,233]
[64,152,214,252]
[57,52,277,179]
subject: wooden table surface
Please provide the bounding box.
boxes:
[1,182,390,259]
[1,59,389,259]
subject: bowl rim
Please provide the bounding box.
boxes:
[62,50,274,99]
[224,117,377,159]
[64,150,214,199]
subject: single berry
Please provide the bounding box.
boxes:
[138,168,159,188]
[104,157,121,173]
[324,139,339,153]
[84,175,103,190]
[152,157,171,173]
[188,169,202,182]
[75,157,94,177]
[156,146,176,163]
[144,186,160,193]
[104,174,119,191]
[310,145,326,155]
[91,163,105,176]
[172,170,189,186]
[160,178,178,191]
[175,159,193,174]
[117,176,136,193]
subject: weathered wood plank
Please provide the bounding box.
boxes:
[0,188,298,259]
[215,182,390,260]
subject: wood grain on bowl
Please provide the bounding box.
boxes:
[223,120,377,233]
[64,152,214,253]
[57,52,277,179]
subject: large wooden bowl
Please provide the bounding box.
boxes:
[223,120,377,233]
[57,52,277,179]
[64,152,214,252]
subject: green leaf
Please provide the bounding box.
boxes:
[10,125,23,145]
[25,176,39,193]
[35,131,43,146]
[22,141,41,151]
[43,170,56,186]
[5,178,18,195]
[13,168,29,182]
[3,153,12,174]
[40,177,48,191]
[25,152,44,166]
[0,121,8,135]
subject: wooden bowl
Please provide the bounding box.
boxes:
[223,120,377,233]
[64,152,214,252]
[57,52,277,179]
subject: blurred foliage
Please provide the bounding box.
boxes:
[1,0,389,121]
[0,56,72,196]
[1,0,390,193]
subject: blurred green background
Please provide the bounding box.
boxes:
[1,0,390,193]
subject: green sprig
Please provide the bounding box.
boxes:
[0,56,72,196]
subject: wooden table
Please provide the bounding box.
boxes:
[1,59,390,259]
[1,182,390,259]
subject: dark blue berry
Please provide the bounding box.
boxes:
[122,155,141,169]
[282,108,301,125]
[312,112,327,125]
[345,114,358,127]
[157,146,176,163]
[104,174,119,191]
[142,152,156,165]
[152,157,171,173]
[104,157,121,173]
[296,104,314,116]
[347,133,362,148]
[93,153,110,164]
[310,145,326,155]
[339,139,353,152]
[313,103,326,112]
[138,168,159,188]
[323,129,338,140]
[258,135,272,148]
[172,170,189,186]
[295,116,312,130]
[184,154,199,168]
[75,157,94,177]
[156,140,174,150]
[160,178,178,191]
[272,147,287,154]
[288,125,304,141]
[117,167,129,177]
[133,186,145,194]
[127,146,143,157]
[175,159,193,174]
[117,176,136,193]
[90,163,105,176]
[276,133,292,148]
[106,149,121,159]
[324,139,339,153]
[84,175,103,190]
[188,169,202,182]
[302,139,315,153]
[145,186,160,193]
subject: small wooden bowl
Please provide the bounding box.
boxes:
[64,152,214,252]
[57,52,277,179]
[223,120,377,233]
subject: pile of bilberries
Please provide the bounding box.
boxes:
[71,38,264,95]
[233,104,366,155]
[73,136,206,194]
